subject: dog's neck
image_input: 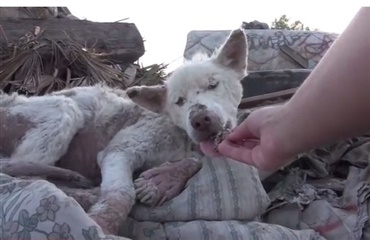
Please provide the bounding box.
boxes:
[167,120,203,155]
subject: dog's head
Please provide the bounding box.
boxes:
[127,29,248,144]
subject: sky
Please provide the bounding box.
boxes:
[2,1,369,72]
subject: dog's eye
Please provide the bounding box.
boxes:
[175,97,185,106]
[208,81,219,90]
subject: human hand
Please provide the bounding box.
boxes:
[200,104,295,171]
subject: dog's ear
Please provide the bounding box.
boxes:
[214,28,248,75]
[126,84,167,113]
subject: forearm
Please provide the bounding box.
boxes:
[275,7,370,155]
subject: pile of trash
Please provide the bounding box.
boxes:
[239,100,370,240]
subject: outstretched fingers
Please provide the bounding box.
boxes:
[218,140,271,170]
[226,118,257,142]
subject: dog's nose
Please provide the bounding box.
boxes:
[191,112,212,131]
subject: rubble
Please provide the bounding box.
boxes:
[237,97,370,240]
[241,20,270,29]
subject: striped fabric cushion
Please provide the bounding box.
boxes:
[130,156,270,222]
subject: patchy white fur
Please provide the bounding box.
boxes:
[0,28,249,234]
[5,94,84,165]
[0,91,28,107]
[187,51,213,63]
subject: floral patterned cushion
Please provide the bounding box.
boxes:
[0,173,130,240]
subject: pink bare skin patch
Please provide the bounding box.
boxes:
[59,187,100,211]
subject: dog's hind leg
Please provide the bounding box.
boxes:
[0,160,94,188]
[9,96,84,166]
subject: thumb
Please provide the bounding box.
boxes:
[218,141,270,170]
[227,115,259,142]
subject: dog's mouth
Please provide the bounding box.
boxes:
[193,119,232,141]
[198,120,232,156]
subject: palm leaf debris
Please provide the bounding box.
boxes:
[0,26,167,96]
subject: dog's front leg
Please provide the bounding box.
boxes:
[87,151,136,235]
[134,157,202,207]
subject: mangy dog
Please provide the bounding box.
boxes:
[0,29,248,234]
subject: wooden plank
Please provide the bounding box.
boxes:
[279,45,309,69]
[240,69,311,98]
[238,87,298,109]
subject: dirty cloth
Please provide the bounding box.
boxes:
[120,217,324,240]
[237,104,370,240]
[0,161,321,240]
[261,136,370,240]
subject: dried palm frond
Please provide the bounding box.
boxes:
[130,63,168,87]
[65,37,128,88]
[21,7,58,19]
[0,29,128,95]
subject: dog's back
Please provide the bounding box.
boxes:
[0,91,28,108]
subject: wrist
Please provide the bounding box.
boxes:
[264,102,309,161]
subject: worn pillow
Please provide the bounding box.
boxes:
[130,156,270,222]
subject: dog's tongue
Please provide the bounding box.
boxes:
[199,141,223,157]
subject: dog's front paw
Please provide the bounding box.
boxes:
[134,158,202,207]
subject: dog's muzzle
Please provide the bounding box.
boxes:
[189,104,223,142]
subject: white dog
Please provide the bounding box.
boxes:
[0,28,248,234]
